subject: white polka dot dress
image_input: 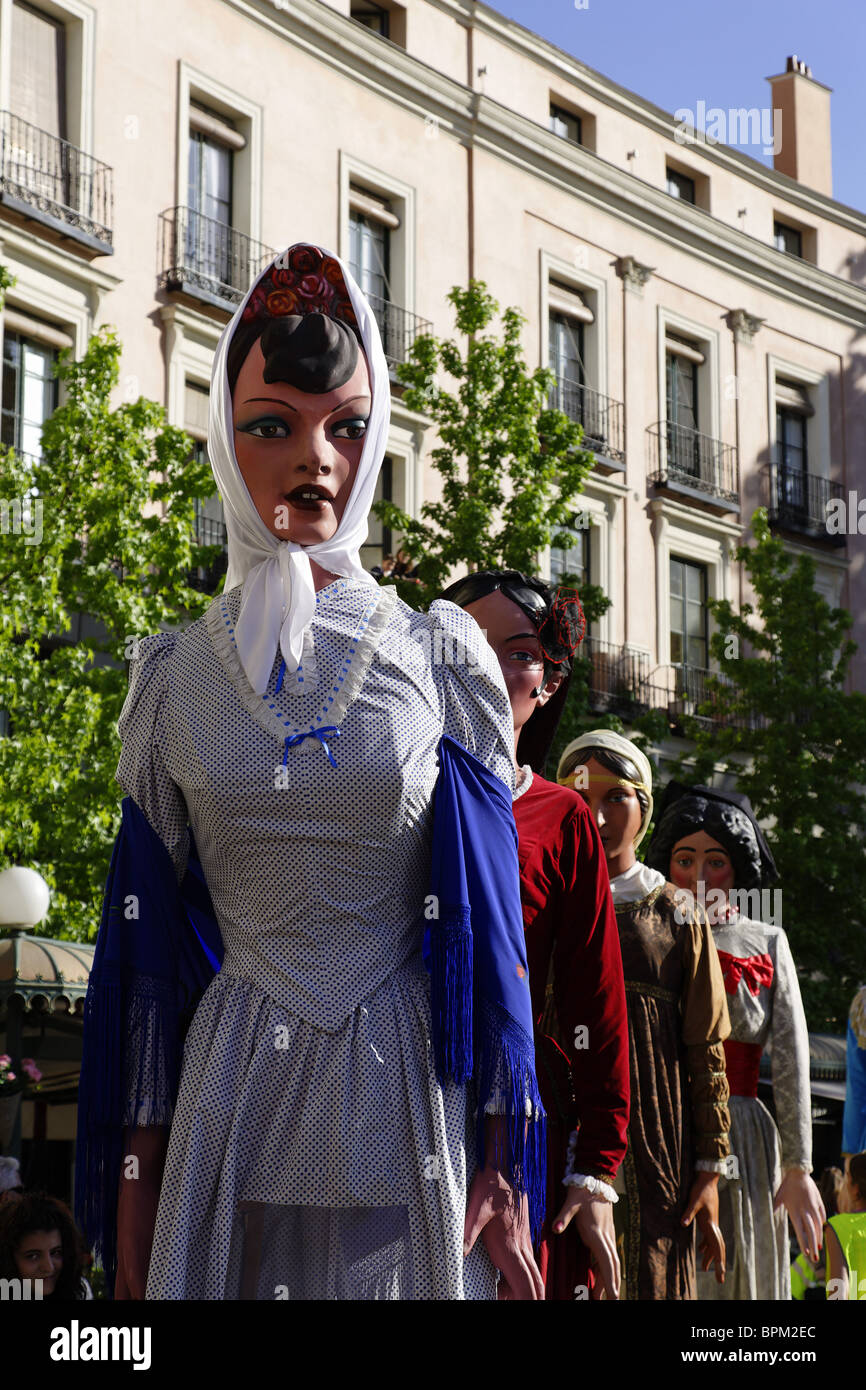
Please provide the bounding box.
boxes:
[115,577,517,1300]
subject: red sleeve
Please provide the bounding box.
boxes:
[553,805,630,1181]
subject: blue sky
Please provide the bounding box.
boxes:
[487,0,865,214]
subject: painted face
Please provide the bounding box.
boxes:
[668,830,735,896]
[572,756,643,867]
[14,1228,63,1294]
[232,337,371,546]
[463,590,562,738]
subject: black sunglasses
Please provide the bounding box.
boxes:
[440,570,550,622]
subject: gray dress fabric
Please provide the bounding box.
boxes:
[116,577,517,1300]
[697,916,812,1302]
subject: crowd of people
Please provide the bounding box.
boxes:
[4,242,864,1302]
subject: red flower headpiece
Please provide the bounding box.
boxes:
[537,587,586,667]
[242,244,359,334]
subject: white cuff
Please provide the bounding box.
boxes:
[561,1171,618,1203]
[695,1158,729,1174]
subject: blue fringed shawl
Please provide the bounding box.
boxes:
[75,736,545,1292]
[74,797,223,1295]
[426,737,546,1241]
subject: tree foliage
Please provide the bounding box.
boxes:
[376,280,599,610]
[672,510,866,1030]
[0,302,214,941]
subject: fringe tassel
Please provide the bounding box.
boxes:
[474,998,547,1244]
[428,905,474,1086]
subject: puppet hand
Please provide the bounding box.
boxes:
[682,1171,726,1284]
[774,1169,825,1263]
[553,1185,620,1300]
[464,1165,545,1301]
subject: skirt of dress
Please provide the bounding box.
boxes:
[697,1094,789,1301]
[145,952,497,1300]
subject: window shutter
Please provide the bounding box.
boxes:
[349,186,400,229]
[185,381,210,440]
[548,281,594,323]
[775,379,815,416]
[189,102,246,151]
[10,2,65,137]
[665,333,705,365]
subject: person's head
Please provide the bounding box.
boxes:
[438,570,585,770]
[557,733,653,877]
[842,1153,866,1211]
[0,1191,87,1298]
[645,783,777,896]
[817,1166,845,1219]
[224,246,372,548]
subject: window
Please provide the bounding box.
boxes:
[359,457,393,574]
[665,335,702,478]
[349,205,391,305]
[186,380,227,593]
[187,108,235,290]
[670,557,708,668]
[549,104,581,146]
[10,1,66,137]
[351,2,389,37]
[1,331,58,461]
[550,521,591,589]
[775,381,812,515]
[774,220,802,257]
[666,167,695,203]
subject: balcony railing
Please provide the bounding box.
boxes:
[548,376,625,465]
[365,292,432,373]
[189,500,228,593]
[574,641,762,729]
[648,421,738,508]
[0,110,113,250]
[576,637,649,714]
[159,206,276,309]
[766,462,846,545]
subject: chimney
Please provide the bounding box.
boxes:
[766,57,833,197]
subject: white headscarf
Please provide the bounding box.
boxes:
[207,244,391,694]
[556,728,655,849]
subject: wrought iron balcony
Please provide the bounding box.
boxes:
[766,461,846,546]
[548,376,625,467]
[189,498,228,594]
[647,663,763,731]
[647,421,739,509]
[0,110,112,251]
[574,637,650,715]
[159,206,276,311]
[365,292,432,374]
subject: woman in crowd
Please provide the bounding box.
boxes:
[557,735,731,1300]
[0,1191,92,1298]
[441,569,630,1300]
[76,244,545,1302]
[645,783,825,1299]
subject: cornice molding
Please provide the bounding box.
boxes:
[224,0,866,329]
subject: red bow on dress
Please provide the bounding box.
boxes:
[716,949,774,997]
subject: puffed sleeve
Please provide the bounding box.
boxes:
[682,911,732,1167]
[769,927,813,1173]
[117,632,189,882]
[427,599,515,791]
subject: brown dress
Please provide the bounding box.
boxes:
[613,878,731,1300]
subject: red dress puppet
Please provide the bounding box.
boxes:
[439,570,630,1299]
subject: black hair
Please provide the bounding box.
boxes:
[226,311,362,400]
[0,1191,89,1299]
[645,792,770,891]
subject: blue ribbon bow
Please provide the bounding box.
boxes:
[282,726,341,768]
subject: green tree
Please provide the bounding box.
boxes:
[673,509,866,1030]
[0,304,215,942]
[377,280,602,614]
